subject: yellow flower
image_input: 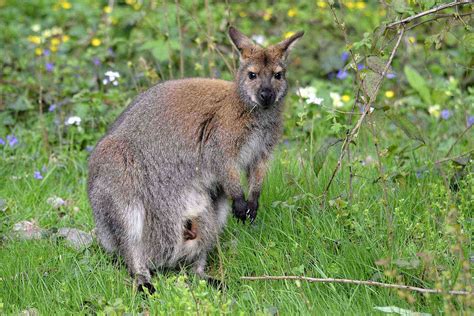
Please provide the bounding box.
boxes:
[103,5,112,13]
[287,8,297,17]
[342,95,351,102]
[239,11,247,17]
[379,9,386,16]
[317,1,327,8]
[284,31,295,39]
[35,48,43,56]
[28,35,41,45]
[133,3,141,10]
[62,35,70,42]
[91,38,101,47]
[385,90,395,98]
[50,44,58,52]
[263,8,272,21]
[345,1,355,9]
[51,38,60,46]
[428,105,440,118]
[60,1,72,9]
[125,0,136,4]
[408,36,416,44]
[355,1,366,9]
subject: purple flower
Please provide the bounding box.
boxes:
[43,49,51,56]
[0,138,5,145]
[34,171,43,180]
[440,109,451,120]
[93,57,101,66]
[386,73,396,79]
[467,115,474,128]
[41,165,47,173]
[341,51,349,62]
[48,104,56,112]
[45,62,54,72]
[85,145,94,152]
[6,135,18,147]
[336,69,348,80]
[357,64,365,71]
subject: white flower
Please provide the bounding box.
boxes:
[31,24,41,32]
[65,116,81,126]
[104,70,120,86]
[297,86,317,99]
[306,95,324,105]
[330,92,343,108]
[251,35,266,45]
[47,196,65,209]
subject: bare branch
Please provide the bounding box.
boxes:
[241,275,473,296]
[387,0,472,28]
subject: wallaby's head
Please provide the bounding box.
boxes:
[229,27,304,111]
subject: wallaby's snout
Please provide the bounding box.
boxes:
[258,86,275,108]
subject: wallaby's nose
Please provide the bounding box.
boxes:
[259,88,274,106]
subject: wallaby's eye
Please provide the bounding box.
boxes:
[248,72,257,80]
[274,72,282,80]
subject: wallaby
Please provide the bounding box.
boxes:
[88,27,303,293]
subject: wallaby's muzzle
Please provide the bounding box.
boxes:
[258,87,275,108]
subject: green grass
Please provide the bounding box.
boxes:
[0,125,471,315]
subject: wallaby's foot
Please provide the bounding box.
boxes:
[137,281,156,295]
[232,197,249,223]
[246,200,258,224]
[206,277,227,291]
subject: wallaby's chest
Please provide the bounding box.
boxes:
[237,126,275,170]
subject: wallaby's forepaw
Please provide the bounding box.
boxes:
[207,277,227,291]
[138,281,156,295]
[232,197,248,223]
[246,200,258,224]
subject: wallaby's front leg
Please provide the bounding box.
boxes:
[246,159,268,223]
[219,163,248,223]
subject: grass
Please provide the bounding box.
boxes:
[0,121,471,315]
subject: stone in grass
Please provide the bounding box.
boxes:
[19,308,39,316]
[12,220,45,240]
[57,228,93,250]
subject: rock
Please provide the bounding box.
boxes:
[12,220,45,240]
[57,228,93,250]
[46,196,65,209]
[19,308,39,316]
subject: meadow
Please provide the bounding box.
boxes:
[0,0,473,314]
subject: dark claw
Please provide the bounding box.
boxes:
[207,277,227,291]
[138,282,156,295]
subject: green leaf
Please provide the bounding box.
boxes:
[385,111,425,144]
[313,137,341,176]
[367,56,391,75]
[404,66,431,104]
[462,33,474,54]
[363,71,383,101]
[8,94,33,111]
[139,40,169,62]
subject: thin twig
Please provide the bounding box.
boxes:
[445,124,473,158]
[387,0,472,28]
[324,27,405,194]
[241,275,473,296]
[435,149,474,165]
[406,11,473,31]
[175,0,185,78]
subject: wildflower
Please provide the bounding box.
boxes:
[440,109,451,120]
[355,1,366,9]
[385,90,395,98]
[42,29,52,38]
[103,70,120,86]
[341,51,349,62]
[307,95,324,106]
[342,95,350,102]
[93,58,101,66]
[297,86,317,99]
[239,12,247,18]
[330,92,343,108]
[49,104,56,112]
[408,36,416,44]
[62,35,70,42]
[50,45,58,52]
[0,138,5,145]
[45,63,54,72]
[47,196,65,209]
[345,1,355,9]
[51,38,60,46]
[31,24,41,32]
[284,32,295,39]
[28,35,41,45]
[251,35,265,46]
[336,69,348,80]
[133,3,141,10]
[60,1,72,9]
[65,116,81,126]
[428,105,440,118]
[263,8,272,21]
[7,135,18,147]
[103,5,112,13]
[287,8,297,17]
[34,171,43,180]
[467,115,474,127]
[43,49,51,56]
[85,145,94,152]
[91,38,101,47]
[357,64,365,71]
[317,1,327,8]
[386,73,396,79]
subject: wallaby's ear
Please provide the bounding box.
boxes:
[273,31,304,61]
[228,27,257,60]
